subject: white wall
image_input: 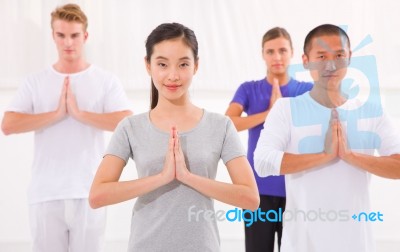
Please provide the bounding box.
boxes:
[1,0,400,251]
[1,0,400,90]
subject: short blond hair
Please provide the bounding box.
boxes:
[51,3,88,31]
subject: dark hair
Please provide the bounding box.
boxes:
[145,23,199,109]
[303,24,351,55]
[262,27,293,50]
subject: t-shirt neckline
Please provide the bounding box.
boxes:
[146,109,207,135]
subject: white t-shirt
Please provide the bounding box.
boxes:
[254,92,400,252]
[7,65,131,204]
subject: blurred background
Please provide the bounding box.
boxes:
[1,0,399,251]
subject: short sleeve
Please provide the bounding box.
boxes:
[6,79,34,113]
[103,75,131,113]
[375,113,400,156]
[254,99,290,177]
[231,84,249,112]
[105,118,133,162]
[221,118,246,164]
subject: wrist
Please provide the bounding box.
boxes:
[178,170,192,185]
[341,151,356,164]
[158,171,173,185]
[321,151,336,163]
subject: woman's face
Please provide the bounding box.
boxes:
[262,37,293,76]
[146,38,198,104]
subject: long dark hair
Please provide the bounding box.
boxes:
[145,23,199,109]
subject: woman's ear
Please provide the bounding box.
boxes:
[194,58,199,74]
[144,57,151,74]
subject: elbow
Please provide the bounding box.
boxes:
[88,190,105,209]
[241,190,260,211]
[254,151,283,177]
[1,122,13,135]
[246,194,260,212]
[109,110,133,131]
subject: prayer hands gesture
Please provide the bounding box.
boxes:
[56,76,81,120]
[269,78,282,108]
[324,109,351,161]
[161,127,190,184]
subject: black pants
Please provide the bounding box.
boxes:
[244,195,286,252]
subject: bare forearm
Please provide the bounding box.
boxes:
[1,111,62,135]
[183,173,259,211]
[89,173,168,208]
[228,111,268,131]
[281,152,334,174]
[344,153,400,179]
[74,110,132,131]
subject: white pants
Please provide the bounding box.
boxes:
[29,199,106,252]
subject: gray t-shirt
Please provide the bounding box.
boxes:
[105,110,246,252]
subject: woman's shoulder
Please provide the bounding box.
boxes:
[202,110,232,127]
[240,78,266,87]
[117,112,149,129]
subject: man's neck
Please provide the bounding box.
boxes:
[53,59,90,74]
[309,85,347,108]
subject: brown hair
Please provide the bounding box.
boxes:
[51,4,88,31]
[262,27,293,50]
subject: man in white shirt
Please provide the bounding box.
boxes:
[254,24,400,252]
[1,4,132,252]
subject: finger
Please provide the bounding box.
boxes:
[169,128,175,151]
[331,108,338,120]
[272,78,279,87]
[174,131,179,153]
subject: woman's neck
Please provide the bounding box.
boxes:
[266,73,290,86]
[150,98,203,132]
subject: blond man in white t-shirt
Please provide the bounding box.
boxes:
[1,4,132,252]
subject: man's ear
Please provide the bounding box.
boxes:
[84,31,89,41]
[347,50,352,66]
[302,54,309,69]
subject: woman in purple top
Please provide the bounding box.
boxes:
[225,27,313,252]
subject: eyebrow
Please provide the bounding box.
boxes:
[55,32,81,36]
[155,56,192,60]
[316,49,346,54]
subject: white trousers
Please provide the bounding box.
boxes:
[29,199,106,252]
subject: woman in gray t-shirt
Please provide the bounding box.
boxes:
[89,22,259,252]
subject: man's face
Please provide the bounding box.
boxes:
[52,19,88,62]
[302,34,351,90]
